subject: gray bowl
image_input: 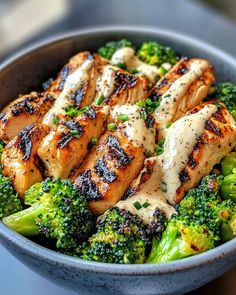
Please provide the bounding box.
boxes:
[0,27,236,295]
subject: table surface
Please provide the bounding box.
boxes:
[1,0,236,294]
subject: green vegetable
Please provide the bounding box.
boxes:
[0,140,5,173]
[0,174,22,219]
[155,138,165,156]
[137,42,179,67]
[53,116,59,125]
[220,174,236,202]
[91,136,98,145]
[98,39,135,60]
[78,207,150,264]
[147,175,236,263]
[65,105,79,118]
[113,63,127,70]
[3,178,94,250]
[107,123,116,131]
[118,113,129,122]
[213,82,236,119]
[133,201,142,210]
[221,152,236,176]
[94,95,104,106]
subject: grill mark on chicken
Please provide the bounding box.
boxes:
[122,187,136,200]
[57,120,83,149]
[71,87,86,106]
[58,65,70,90]
[0,113,6,120]
[76,169,102,200]
[17,125,35,160]
[84,107,96,120]
[106,134,132,167]
[145,114,155,129]
[11,99,36,116]
[42,78,54,90]
[179,169,190,183]
[112,72,138,96]
[94,155,117,183]
[205,119,223,137]
[188,154,198,169]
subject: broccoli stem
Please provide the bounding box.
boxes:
[3,203,44,236]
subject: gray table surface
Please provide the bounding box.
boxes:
[1,0,236,294]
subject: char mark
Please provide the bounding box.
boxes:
[57,133,73,149]
[188,154,198,169]
[94,155,117,183]
[0,112,6,120]
[205,119,223,137]
[18,125,34,160]
[107,135,132,167]
[76,169,102,200]
[11,98,36,116]
[84,107,96,120]
[62,120,83,134]
[113,72,138,94]
[57,120,83,149]
[179,169,190,183]
[145,114,155,128]
[58,65,70,90]
[122,187,136,200]
[42,78,53,90]
[71,88,86,106]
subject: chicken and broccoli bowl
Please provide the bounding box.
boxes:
[0,37,236,266]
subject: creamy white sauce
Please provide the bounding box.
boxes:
[111,104,156,154]
[43,58,94,126]
[159,104,218,204]
[154,59,210,134]
[111,47,161,83]
[117,157,176,224]
[96,65,116,99]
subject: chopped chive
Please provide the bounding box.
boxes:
[155,138,165,156]
[131,68,139,74]
[133,201,142,210]
[143,201,150,208]
[140,109,147,121]
[53,116,59,125]
[78,106,90,115]
[114,63,127,70]
[165,122,172,128]
[65,105,79,118]
[94,95,104,106]
[91,136,98,145]
[107,123,116,131]
[70,130,79,136]
[159,66,167,76]
[119,113,129,122]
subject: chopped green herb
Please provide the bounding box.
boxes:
[70,130,80,136]
[155,138,165,156]
[65,106,79,118]
[165,122,172,128]
[107,123,116,131]
[142,201,150,208]
[94,95,104,106]
[137,98,161,115]
[140,109,147,121]
[118,113,129,122]
[159,66,167,76]
[131,68,139,75]
[91,136,98,145]
[114,63,127,70]
[133,201,142,210]
[53,116,59,126]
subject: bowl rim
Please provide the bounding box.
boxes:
[0,25,236,275]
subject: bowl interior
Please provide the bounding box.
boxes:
[0,26,236,277]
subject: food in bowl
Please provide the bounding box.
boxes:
[0,38,236,265]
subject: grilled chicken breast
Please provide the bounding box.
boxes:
[73,104,156,215]
[0,92,54,143]
[150,58,215,138]
[95,64,150,106]
[1,124,49,198]
[43,52,108,127]
[38,106,109,179]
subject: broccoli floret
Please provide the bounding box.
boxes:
[146,218,215,263]
[147,175,236,263]
[79,207,151,264]
[98,39,135,60]
[3,178,94,250]
[0,174,22,219]
[221,152,236,176]
[220,173,236,203]
[213,82,236,120]
[137,42,179,67]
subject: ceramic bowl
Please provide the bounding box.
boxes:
[0,27,236,295]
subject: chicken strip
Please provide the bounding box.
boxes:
[125,102,236,205]
[150,58,215,138]
[73,104,156,215]
[0,92,54,143]
[38,106,109,179]
[1,124,49,198]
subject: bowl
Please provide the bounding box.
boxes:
[0,26,236,295]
